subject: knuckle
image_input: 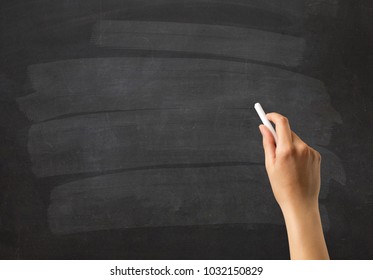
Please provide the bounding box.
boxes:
[299,144,309,155]
[309,147,321,161]
[279,116,288,124]
[315,151,322,161]
[279,146,295,158]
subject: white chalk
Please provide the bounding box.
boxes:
[254,103,278,144]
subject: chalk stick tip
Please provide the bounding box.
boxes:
[254,103,263,111]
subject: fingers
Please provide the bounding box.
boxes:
[308,145,322,163]
[259,113,320,168]
[266,113,293,147]
[292,131,321,162]
[291,131,303,145]
[259,125,276,165]
[292,131,311,150]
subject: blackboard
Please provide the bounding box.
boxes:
[0,0,372,259]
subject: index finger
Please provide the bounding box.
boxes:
[266,112,293,147]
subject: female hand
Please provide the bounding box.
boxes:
[259,113,329,260]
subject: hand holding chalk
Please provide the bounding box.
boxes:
[256,110,329,259]
[254,103,278,144]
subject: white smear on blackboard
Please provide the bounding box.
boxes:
[91,20,305,67]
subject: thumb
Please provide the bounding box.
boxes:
[259,125,276,165]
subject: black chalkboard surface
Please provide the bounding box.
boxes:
[0,0,372,259]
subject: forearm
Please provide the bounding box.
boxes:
[281,203,330,260]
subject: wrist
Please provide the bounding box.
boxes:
[279,201,329,260]
[280,200,320,223]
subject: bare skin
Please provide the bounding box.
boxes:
[258,112,330,260]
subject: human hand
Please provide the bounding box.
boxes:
[258,113,321,213]
[258,112,329,260]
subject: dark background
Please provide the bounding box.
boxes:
[0,0,372,259]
